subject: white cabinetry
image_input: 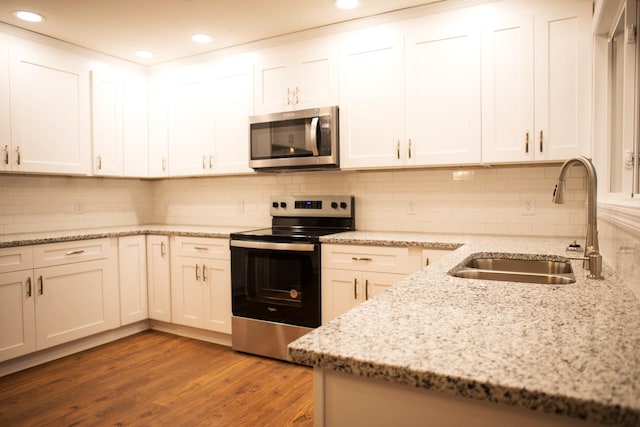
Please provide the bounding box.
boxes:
[147,235,171,322]
[254,38,338,114]
[6,38,90,175]
[481,1,591,162]
[340,8,482,169]
[118,235,148,325]
[0,36,10,169]
[405,11,482,166]
[322,244,421,323]
[0,246,35,362]
[170,236,231,334]
[148,79,170,177]
[32,238,119,350]
[210,59,253,174]
[91,69,123,176]
[122,76,149,177]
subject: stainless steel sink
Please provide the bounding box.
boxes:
[449,254,576,285]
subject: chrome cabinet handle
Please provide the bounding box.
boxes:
[353,278,358,299]
[195,264,200,280]
[162,158,167,172]
[202,264,207,282]
[539,130,544,153]
[352,257,372,262]
[396,141,400,159]
[16,146,21,165]
[287,88,292,105]
[202,155,207,169]
[26,277,32,297]
[3,145,8,165]
[209,155,213,169]
[97,155,102,170]
[294,86,299,104]
[66,250,85,256]
[525,131,529,153]
[38,276,43,295]
[408,139,412,159]
[160,241,166,257]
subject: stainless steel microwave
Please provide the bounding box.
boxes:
[249,106,339,171]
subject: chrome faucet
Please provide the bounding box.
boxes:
[552,156,604,279]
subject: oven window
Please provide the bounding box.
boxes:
[247,250,312,307]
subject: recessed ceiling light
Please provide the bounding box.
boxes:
[14,10,44,23]
[334,0,359,10]
[192,34,213,44]
[134,50,154,59]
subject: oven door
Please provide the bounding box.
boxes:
[230,240,320,328]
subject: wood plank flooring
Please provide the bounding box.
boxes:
[0,330,313,426]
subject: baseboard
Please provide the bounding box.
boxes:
[149,320,232,347]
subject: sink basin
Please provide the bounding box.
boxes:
[449,253,576,285]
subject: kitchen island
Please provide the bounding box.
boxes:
[289,232,640,426]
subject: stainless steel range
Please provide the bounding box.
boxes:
[230,195,355,361]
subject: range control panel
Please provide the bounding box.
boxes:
[270,195,354,218]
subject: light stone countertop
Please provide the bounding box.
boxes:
[290,231,640,426]
[0,224,254,248]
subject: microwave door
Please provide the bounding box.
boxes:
[306,117,319,156]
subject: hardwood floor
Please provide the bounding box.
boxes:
[0,330,313,426]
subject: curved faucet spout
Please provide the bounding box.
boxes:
[552,156,599,264]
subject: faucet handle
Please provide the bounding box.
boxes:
[587,251,604,280]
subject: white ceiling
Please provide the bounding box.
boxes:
[0,0,437,65]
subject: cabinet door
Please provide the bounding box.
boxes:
[481,12,535,163]
[405,11,482,166]
[168,72,214,177]
[322,269,362,324]
[171,256,204,328]
[123,76,149,177]
[0,270,36,362]
[0,37,10,172]
[118,236,148,325]
[364,271,405,300]
[147,235,171,322]
[296,39,339,110]
[9,41,90,175]
[254,55,290,114]
[34,258,119,350]
[534,1,591,160]
[211,62,253,174]
[202,259,231,334]
[339,27,404,169]
[91,69,123,176]
[148,79,169,177]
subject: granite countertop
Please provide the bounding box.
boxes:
[0,224,254,248]
[290,232,640,426]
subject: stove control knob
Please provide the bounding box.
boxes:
[331,202,338,209]
[340,202,348,209]
[280,202,287,208]
[272,202,279,208]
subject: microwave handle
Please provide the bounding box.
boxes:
[309,117,320,156]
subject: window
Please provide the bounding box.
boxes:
[606,0,639,199]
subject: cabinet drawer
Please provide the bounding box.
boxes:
[0,246,33,274]
[33,238,112,268]
[322,244,410,274]
[171,236,229,260]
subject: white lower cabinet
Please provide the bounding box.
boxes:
[170,236,231,334]
[118,236,148,325]
[322,244,420,323]
[146,235,171,322]
[0,246,36,362]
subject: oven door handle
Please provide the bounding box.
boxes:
[230,240,316,252]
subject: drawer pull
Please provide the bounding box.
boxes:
[202,264,207,282]
[160,241,166,257]
[194,246,208,251]
[26,277,32,297]
[353,278,358,299]
[352,257,372,262]
[65,250,85,256]
[365,279,369,300]
[195,264,200,281]
[38,276,43,295]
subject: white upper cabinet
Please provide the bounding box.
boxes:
[0,36,10,172]
[254,38,338,114]
[91,69,123,176]
[148,78,170,177]
[339,25,405,169]
[8,38,90,175]
[405,10,482,166]
[210,58,254,174]
[122,75,149,177]
[482,0,591,162]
